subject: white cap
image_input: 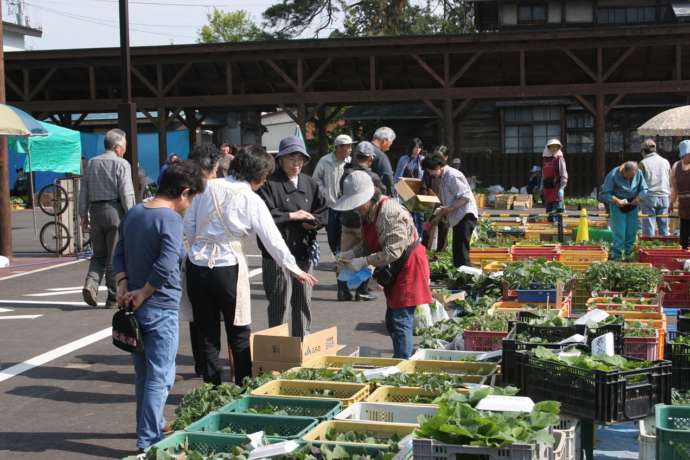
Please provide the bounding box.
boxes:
[546,139,563,148]
[334,134,353,146]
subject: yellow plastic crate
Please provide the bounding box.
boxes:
[483,261,506,273]
[250,379,370,407]
[366,386,456,404]
[489,301,568,318]
[301,355,403,370]
[396,360,498,379]
[302,420,416,449]
[559,251,608,263]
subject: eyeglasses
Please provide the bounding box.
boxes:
[283,155,306,165]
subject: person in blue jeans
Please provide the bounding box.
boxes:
[638,139,671,236]
[600,161,648,261]
[113,160,206,452]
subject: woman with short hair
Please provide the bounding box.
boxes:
[113,160,206,452]
[184,144,317,385]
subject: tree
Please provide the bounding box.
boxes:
[262,0,475,39]
[198,9,267,43]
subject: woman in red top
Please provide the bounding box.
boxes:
[542,139,568,222]
[334,171,432,358]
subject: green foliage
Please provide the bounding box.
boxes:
[564,197,600,208]
[624,321,657,338]
[673,389,690,405]
[464,313,512,332]
[472,219,514,248]
[199,9,271,43]
[583,261,662,294]
[671,333,690,345]
[325,427,401,450]
[171,383,244,430]
[638,240,682,249]
[533,347,651,372]
[415,387,560,448]
[501,259,574,289]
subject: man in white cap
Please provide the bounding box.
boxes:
[335,171,432,359]
[670,140,690,248]
[312,134,353,257]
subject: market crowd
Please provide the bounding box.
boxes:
[78,127,690,452]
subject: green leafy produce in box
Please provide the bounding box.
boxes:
[501,259,574,289]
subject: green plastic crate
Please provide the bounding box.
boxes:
[185,412,318,439]
[656,404,690,460]
[219,396,341,420]
[150,432,257,455]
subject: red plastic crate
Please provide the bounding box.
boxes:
[463,330,507,351]
[624,334,659,361]
[639,249,690,270]
[640,236,680,243]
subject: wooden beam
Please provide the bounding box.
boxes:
[172,108,190,129]
[89,66,96,100]
[519,50,526,87]
[561,48,598,82]
[325,105,343,123]
[443,53,450,87]
[297,103,306,132]
[369,56,376,91]
[72,112,88,128]
[158,107,167,166]
[444,99,455,155]
[602,47,636,81]
[597,47,603,81]
[452,98,473,119]
[22,69,29,102]
[297,58,304,92]
[140,108,160,128]
[449,52,483,86]
[411,54,445,87]
[156,63,164,94]
[132,66,161,97]
[307,102,324,121]
[5,75,24,101]
[605,93,625,115]
[422,99,443,118]
[28,68,56,101]
[676,44,683,81]
[265,59,298,91]
[277,104,299,124]
[162,62,192,95]
[303,57,332,90]
[225,60,233,95]
[574,95,596,116]
[595,93,606,184]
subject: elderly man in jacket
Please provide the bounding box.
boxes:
[600,161,648,261]
[639,139,671,236]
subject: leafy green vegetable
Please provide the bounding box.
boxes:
[673,389,690,405]
[624,321,657,338]
[564,197,600,209]
[501,259,574,290]
[415,387,560,449]
[472,219,514,248]
[171,383,244,430]
[638,240,681,249]
[583,262,662,294]
[464,313,511,332]
[533,346,651,371]
[670,333,690,345]
[324,427,401,451]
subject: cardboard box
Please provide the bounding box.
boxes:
[512,194,533,210]
[251,324,340,365]
[394,178,440,211]
[252,360,298,377]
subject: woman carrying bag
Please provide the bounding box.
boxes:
[184,144,317,385]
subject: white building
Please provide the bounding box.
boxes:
[262,111,298,154]
[3,21,42,51]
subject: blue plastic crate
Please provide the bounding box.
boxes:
[516,288,558,303]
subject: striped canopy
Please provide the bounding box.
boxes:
[0,104,48,137]
[638,105,690,137]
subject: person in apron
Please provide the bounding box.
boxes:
[670,140,690,248]
[542,139,568,222]
[334,171,432,359]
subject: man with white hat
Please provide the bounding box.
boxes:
[312,134,353,257]
[335,171,432,359]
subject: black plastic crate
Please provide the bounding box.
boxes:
[666,331,690,390]
[516,350,672,424]
[679,310,690,333]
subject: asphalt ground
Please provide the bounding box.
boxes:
[0,210,392,459]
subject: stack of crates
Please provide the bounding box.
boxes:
[559,245,608,273]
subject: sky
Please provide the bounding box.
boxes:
[17,0,284,50]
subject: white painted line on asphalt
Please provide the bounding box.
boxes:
[0,327,112,383]
[0,315,42,320]
[0,259,85,281]
[26,286,106,297]
[0,299,105,307]
[249,268,262,278]
[47,286,83,291]
[0,307,13,313]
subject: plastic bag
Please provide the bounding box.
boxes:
[429,300,449,323]
[414,304,434,331]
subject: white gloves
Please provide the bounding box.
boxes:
[348,257,368,271]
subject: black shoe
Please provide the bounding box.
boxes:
[337,281,353,301]
[355,290,377,302]
[82,287,98,307]
[104,298,118,309]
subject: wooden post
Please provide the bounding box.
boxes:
[595,94,606,186]
[158,108,167,166]
[297,103,307,136]
[118,0,139,199]
[0,1,10,258]
[317,106,327,157]
[444,99,455,156]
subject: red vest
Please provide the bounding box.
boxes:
[542,156,561,204]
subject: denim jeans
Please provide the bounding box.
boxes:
[640,195,669,237]
[326,209,342,255]
[545,201,564,223]
[385,307,416,359]
[132,306,179,449]
[610,205,639,260]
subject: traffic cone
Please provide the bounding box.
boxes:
[576,207,589,242]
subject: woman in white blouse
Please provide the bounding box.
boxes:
[184,144,317,385]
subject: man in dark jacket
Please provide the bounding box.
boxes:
[258,136,328,337]
[337,142,383,301]
[369,127,396,196]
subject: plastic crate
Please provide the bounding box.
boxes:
[301,355,403,370]
[516,350,672,424]
[219,395,341,420]
[334,402,437,425]
[250,380,370,407]
[366,386,447,404]
[554,417,578,460]
[184,412,318,439]
[409,349,486,362]
[639,249,690,270]
[150,432,265,455]
[655,404,690,460]
[516,288,562,303]
[624,331,660,360]
[303,420,415,449]
[640,416,657,460]
[463,329,508,351]
[412,437,552,460]
[680,309,690,333]
[665,331,690,390]
[396,359,498,380]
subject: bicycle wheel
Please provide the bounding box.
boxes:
[38,183,69,216]
[40,221,71,254]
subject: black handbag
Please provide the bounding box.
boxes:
[372,240,420,288]
[112,308,144,353]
